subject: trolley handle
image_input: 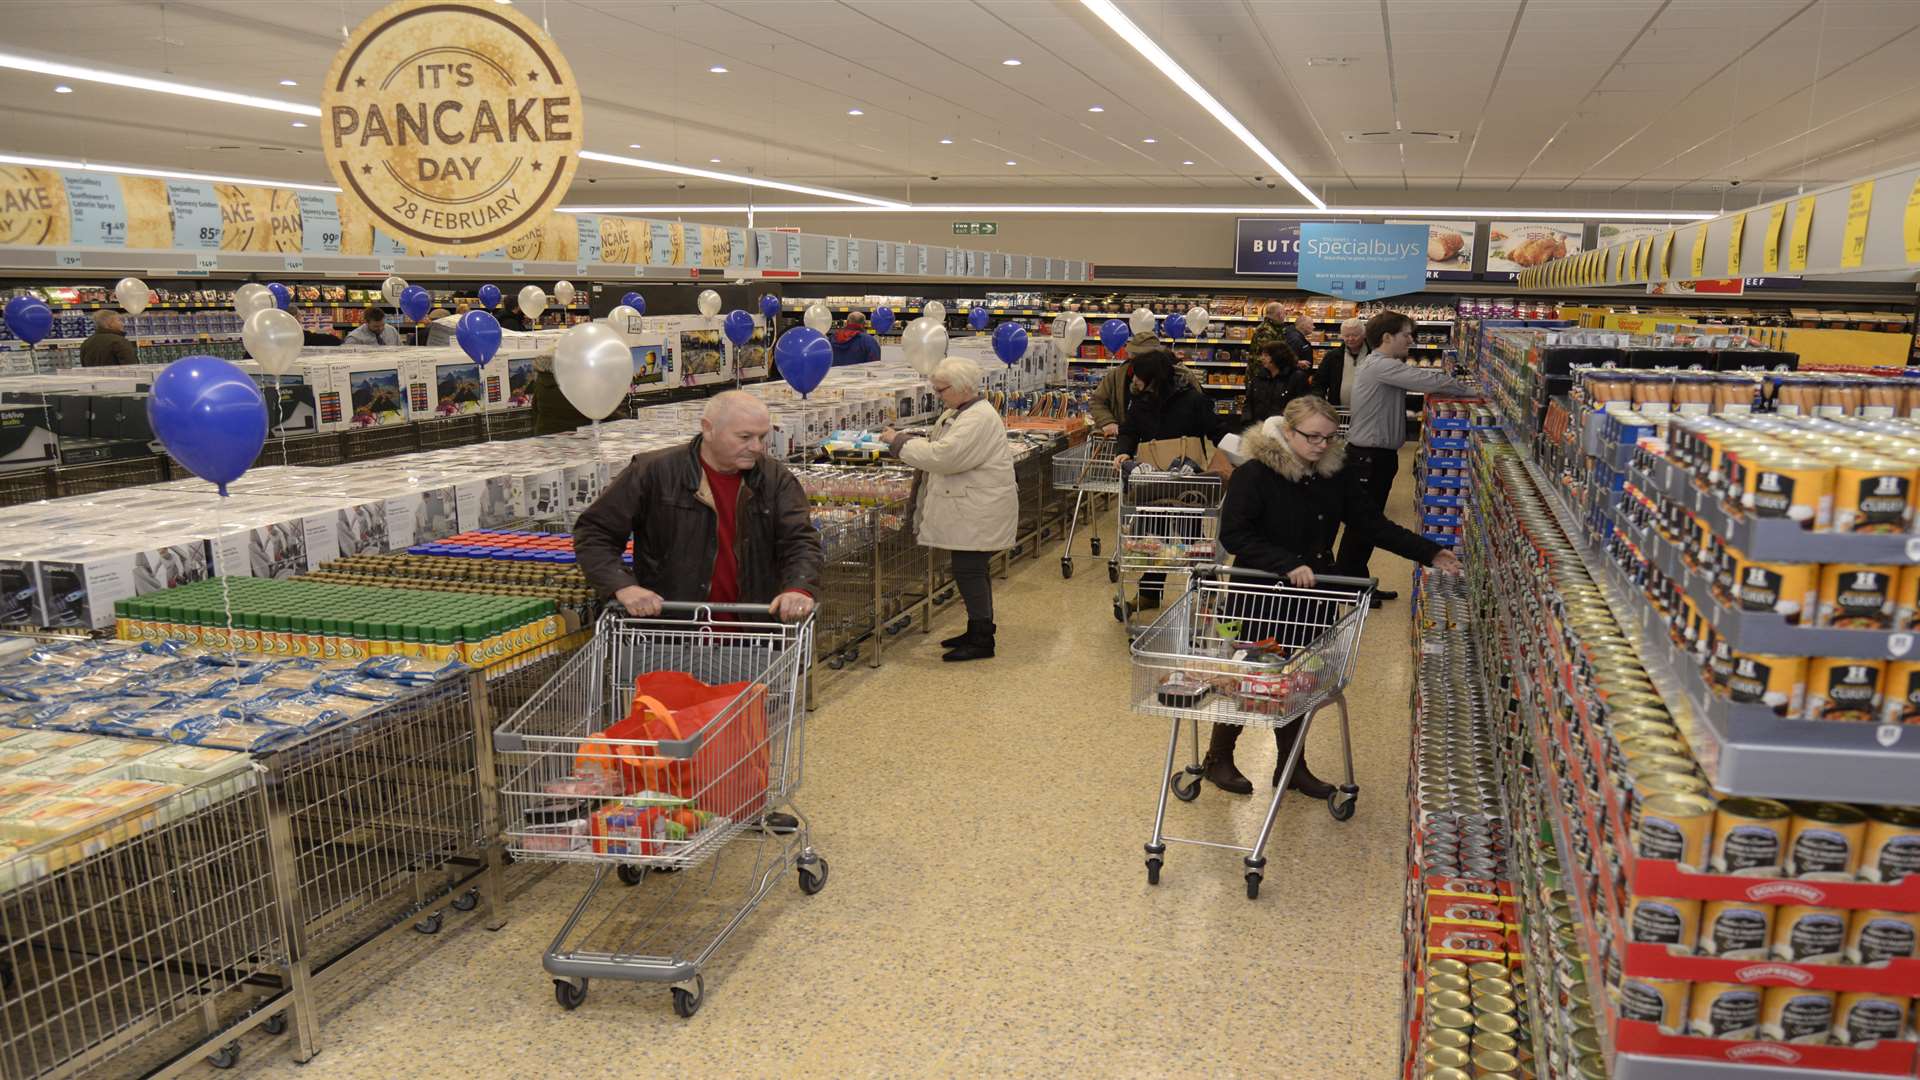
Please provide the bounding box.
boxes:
[599,599,817,626]
[1199,564,1378,591]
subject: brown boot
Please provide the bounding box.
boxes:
[1273,723,1334,798]
[1202,723,1251,794]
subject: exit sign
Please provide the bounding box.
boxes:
[952,221,998,235]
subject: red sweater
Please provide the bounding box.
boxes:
[701,461,742,606]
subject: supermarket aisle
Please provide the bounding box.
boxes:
[222,450,1423,1080]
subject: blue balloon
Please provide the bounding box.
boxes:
[478,283,502,309]
[3,297,52,346]
[399,285,432,322]
[622,291,646,315]
[266,282,292,310]
[456,310,503,366]
[146,357,267,497]
[1099,318,1130,355]
[775,327,832,398]
[758,294,781,322]
[992,322,1029,366]
[871,306,896,334]
[1162,313,1188,340]
[968,305,990,330]
[723,309,754,347]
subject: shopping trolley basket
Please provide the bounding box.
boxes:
[1335,407,1352,436]
[1112,467,1225,632]
[492,604,826,1017]
[1129,566,1374,899]
[1050,434,1122,580]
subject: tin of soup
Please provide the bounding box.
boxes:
[1760,986,1835,1044]
[1861,805,1920,883]
[1880,661,1920,724]
[1724,652,1805,716]
[1729,549,1817,624]
[1618,977,1690,1034]
[1638,793,1714,869]
[1772,904,1848,963]
[1785,802,1868,880]
[1688,981,1761,1040]
[1817,564,1897,629]
[1698,899,1774,959]
[1834,992,1909,1046]
[1739,454,1832,529]
[1805,658,1884,723]
[1712,796,1792,875]
[1628,895,1701,950]
[1831,456,1915,533]
[1845,909,1919,965]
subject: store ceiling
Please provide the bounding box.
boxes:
[3,0,1920,213]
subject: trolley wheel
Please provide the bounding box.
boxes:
[262,1011,287,1036]
[1090,537,1101,556]
[451,888,478,911]
[671,975,705,1019]
[1106,560,1119,583]
[1169,770,1202,802]
[1145,858,1162,885]
[617,864,645,887]
[207,1042,241,1070]
[554,978,588,1011]
[1329,786,1359,822]
[1112,600,1126,624]
[826,655,844,671]
[1060,556,1073,579]
[1245,872,1262,900]
[798,858,830,896]
[413,912,443,935]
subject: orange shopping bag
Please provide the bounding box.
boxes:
[575,672,768,816]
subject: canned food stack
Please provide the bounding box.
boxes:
[1413,956,1534,1080]
[1416,399,1496,550]
[1474,431,1920,1075]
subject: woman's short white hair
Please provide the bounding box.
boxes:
[930,355,984,396]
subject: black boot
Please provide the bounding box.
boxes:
[1202,724,1252,794]
[1274,724,1334,798]
[939,624,975,648]
[942,619,995,662]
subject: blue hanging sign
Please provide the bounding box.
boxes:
[1233,219,1304,275]
[1296,222,1429,301]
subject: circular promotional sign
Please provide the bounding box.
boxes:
[322,0,584,254]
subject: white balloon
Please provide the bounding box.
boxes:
[603,304,642,344]
[901,316,948,376]
[114,277,150,315]
[803,302,832,334]
[518,285,548,322]
[233,283,274,319]
[697,289,723,317]
[553,322,633,421]
[921,300,946,324]
[1129,306,1155,335]
[1185,306,1210,336]
[381,275,408,305]
[1062,315,1088,348]
[553,280,576,307]
[242,308,305,377]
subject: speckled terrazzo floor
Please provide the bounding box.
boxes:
[209,450,1425,1080]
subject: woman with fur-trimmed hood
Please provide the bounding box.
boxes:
[1207,396,1461,798]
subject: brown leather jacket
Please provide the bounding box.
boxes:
[573,436,824,605]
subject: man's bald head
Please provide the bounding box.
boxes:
[700,391,773,473]
[1262,301,1286,322]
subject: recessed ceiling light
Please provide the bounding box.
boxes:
[279,79,298,87]
[709,158,722,163]
[1087,106,1104,113]
[290,121,308,128]
[847,108,863,116]
[1002,58,1022,66]
[708,65,728,74]
[1141,137,1156,144]
[939,138,954,144]
[1005,160,1017,166]
[53,84,72,93]
[1181,160,1195,166]
[628,143,642,149]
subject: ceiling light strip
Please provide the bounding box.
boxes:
[559,201,1714,221]
[0,153,341,193]
[1078,0,1323,210]
[577,150,906,208]
[0,52,321,116]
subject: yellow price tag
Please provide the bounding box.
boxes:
[1841,179,1874,268]
[1727,212,1747,277]
[1690,223,1709,278]
[1657,230,1675,279]
[1789,195,1815,271]
[1906,177,1920,263]
[1764,202,1787,273]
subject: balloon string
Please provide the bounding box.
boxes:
[276,372,289,467]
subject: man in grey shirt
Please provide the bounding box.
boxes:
[1338,310,1474,604]
[342,306,400,346]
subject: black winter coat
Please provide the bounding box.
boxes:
[1220,423,1441,576]
[1244,364,1310,425]
[1115,379,1237,458]
[1311,345,1352,406]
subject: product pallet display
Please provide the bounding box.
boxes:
[1467,389,1920,1076]
[1415,399,1497,550]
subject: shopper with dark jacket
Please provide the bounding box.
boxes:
[1209,396,1461,797]
[529,353,593,435]
[1243,341,1311,425]
[1088,347,1203,436]
[79,311,137,367]
[1112,338,1238,617]
[574,390,823,619]
[1310,317,1367,408]
[829,312,882,366]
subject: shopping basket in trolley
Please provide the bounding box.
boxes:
[1050,433,1123,581]
[1129,566,1374,899]
[492,603,826,1017]
[1112,467,1225,632]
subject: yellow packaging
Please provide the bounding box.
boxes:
[1699,899,1774,959]
[1817,564,1897,629]
[1728,547,1817,624]
[1834,991,1909,1046]
[1618,977,1690,1034]
[1881,661,1920,724]
[1845,909,1919,965]
[1830,455,1916,533]
[1785,802,1868,880]
[1688,981,1761,1040]
[1627,895,1701,951]
[1805,658,1884,723]
[1723,652,1805,716]
[1759,986,1835,1044]
[1861,805,1920,882]
[1638,793,1715,870]
[1711,796,1792,875]
[1737,453,1832,529]
[1772,904,1848,963]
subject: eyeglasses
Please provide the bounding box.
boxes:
[1294,430,1336,445]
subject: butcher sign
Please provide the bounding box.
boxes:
[322,0,584,254]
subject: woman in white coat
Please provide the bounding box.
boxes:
[880,356,1018,661]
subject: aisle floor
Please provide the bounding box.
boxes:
[220,452,1424,1080]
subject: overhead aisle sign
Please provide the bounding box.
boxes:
[1295,223,1428,301]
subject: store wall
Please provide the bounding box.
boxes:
[742,211,1235,271]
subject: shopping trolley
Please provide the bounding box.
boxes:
[1051,434,1123,580]
[1129,566,1374,899]
[1112,467,1225,633]
[1335,407,1352,436]
[492,604,825,1017]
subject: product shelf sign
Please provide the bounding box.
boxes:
[1296,223,1428,301]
